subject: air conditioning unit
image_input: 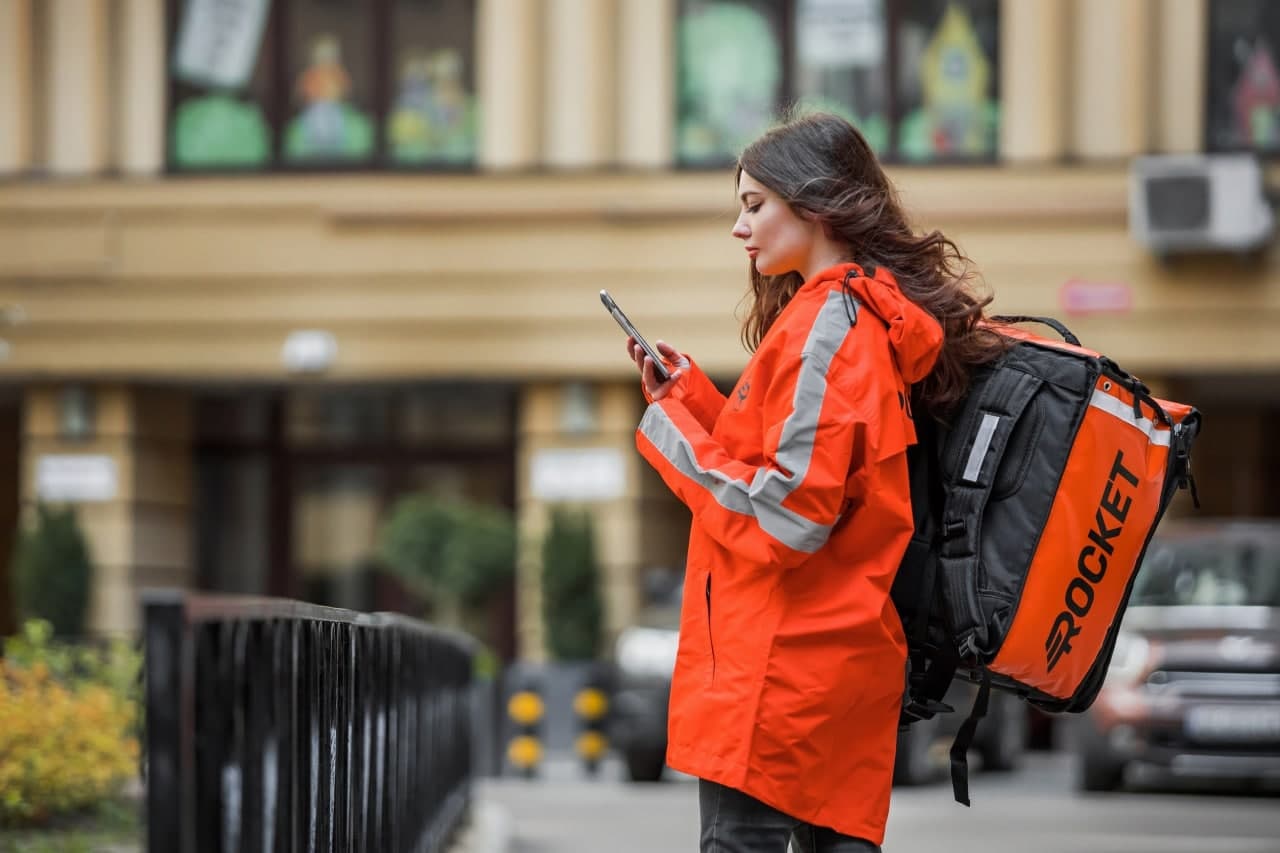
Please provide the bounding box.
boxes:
[1129,153,1275,254]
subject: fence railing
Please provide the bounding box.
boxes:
[144,590,474,853]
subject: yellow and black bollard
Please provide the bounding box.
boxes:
[573,671,611,776]
[506,683,544,779]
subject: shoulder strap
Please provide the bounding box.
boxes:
[936,366,1044,658]
[896,409,957,724]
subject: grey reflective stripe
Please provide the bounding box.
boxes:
[1089,389,1172,447]
[638,290,854,554]
[962,413,1000,483]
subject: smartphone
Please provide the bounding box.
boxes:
[599,289,672,383]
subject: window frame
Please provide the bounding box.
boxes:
[164,0,480,174]
[673,0,1001,170]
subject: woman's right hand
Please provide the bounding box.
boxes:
[626,337,687,401]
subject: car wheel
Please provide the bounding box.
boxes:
[624,746,667,783]
[893,716,942,786]
[1075,718,1125,792]
[1079,748,1125,792]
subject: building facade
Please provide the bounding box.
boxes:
[0,0,1277,658]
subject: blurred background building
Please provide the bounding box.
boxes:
[0,0,1276,660]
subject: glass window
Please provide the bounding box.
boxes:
[895,0,999,162]
[166,0,479,172]
[676,0,1000,167]
[169,0,276,169]
[283,0,376,164]
[793,0,890,154]
[676,0,787,166]
[1206,0,1280,154]
[387,0,479,166]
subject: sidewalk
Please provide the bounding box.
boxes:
[449,788,515,853]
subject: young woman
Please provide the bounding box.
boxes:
[625,112,1005,852]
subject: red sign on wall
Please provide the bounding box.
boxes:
[1058,279,1133,315]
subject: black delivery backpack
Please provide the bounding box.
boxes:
[890,315,1201,805]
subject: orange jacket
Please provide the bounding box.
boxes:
[635,263,943,843]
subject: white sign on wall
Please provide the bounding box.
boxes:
[36,455,119,502]
[530,448,626,502]
[172,0,272,90]
[797,0,885,68]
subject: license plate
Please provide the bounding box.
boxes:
[1185,705,1280,743]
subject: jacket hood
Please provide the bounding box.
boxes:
[816,264,943,383]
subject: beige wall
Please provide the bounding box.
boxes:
[21,386,192,634]
[0,1,1274,655]
[0,168,1276,380]
[516,381,651,661]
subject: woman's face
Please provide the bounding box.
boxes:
[732,170,820,278]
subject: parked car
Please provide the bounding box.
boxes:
[1071,519,1280,791]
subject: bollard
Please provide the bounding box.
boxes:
[573,669,611,776]
[506,684,544,778]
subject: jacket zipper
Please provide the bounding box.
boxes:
[705,572,716,681]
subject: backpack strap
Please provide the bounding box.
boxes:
[990,314,1080,346]
[937,367,1044,658]
[948,668,992,807]
[896,405,956,724]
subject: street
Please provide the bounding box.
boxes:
[478,752,1280,853]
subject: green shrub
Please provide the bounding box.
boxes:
[11,505,94,638]
[0,620,141,827]
[378,496,516,610]
[541,508,603,661]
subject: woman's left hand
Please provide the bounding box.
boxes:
[626,338,688,401]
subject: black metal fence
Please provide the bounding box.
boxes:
[144,590,474,853]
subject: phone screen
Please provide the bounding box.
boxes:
[599,290,672,383]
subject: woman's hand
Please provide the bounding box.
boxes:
[626,338,688,401]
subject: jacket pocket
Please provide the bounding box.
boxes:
[705,571,716,682]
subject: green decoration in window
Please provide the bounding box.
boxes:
[171,94,271,168]
[387,49,477,164]
[285,33,374,161]
[902,3,996,161]
[677,2,781,164]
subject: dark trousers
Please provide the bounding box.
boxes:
[698,779,883,853]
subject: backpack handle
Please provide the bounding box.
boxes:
[991,315,1081,347]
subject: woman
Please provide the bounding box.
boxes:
[625,112,1005,852]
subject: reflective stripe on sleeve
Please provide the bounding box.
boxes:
[638,291,855,554]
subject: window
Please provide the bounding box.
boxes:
[166,0,478,171]
[1206,0,1280,154]
[675,0,1000,166]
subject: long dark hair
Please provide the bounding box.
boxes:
[736,111,1005,414]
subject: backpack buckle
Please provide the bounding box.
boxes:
[900,696,954,723]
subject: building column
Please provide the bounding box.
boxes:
[515,381,646,661]
[46,0,111,175]
[617,0,675,169]
[115,0,166,175]
[21,386,193,635]
[542,0,617,169]
[1153,0,1208,154]
[0,0,34,174]
[1069,0,1154,160]
[999,0,1069,163]
[477,0,542,169]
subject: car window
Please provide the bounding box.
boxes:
[1132,540,1280,607]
